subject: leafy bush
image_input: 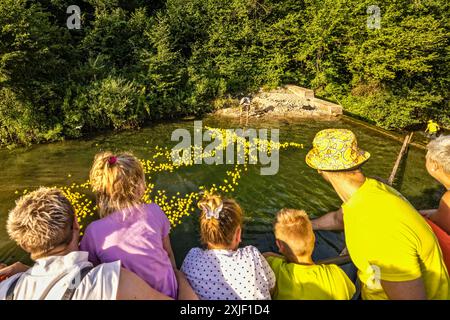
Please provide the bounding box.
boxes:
[0,0,449,147]
[63,76,142,137]
[0,88,63,147]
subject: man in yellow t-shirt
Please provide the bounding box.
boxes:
[305,129,449,300]
[263,209,355,300]
[426,120,440,138]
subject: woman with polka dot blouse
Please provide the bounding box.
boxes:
[181,194,276,300]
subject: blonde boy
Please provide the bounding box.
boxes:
[263,209,355,300]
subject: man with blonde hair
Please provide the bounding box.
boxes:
[0,187,194,300]
[306,129,449,300]
[263,208,355,300]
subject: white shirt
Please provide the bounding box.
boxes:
[181,245,275,300]
[0,251,120,300]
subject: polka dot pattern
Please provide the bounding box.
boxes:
[181,246,276,300]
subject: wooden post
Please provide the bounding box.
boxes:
[388,132,414,186]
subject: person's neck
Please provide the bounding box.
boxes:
[437,174,450,190]
[289,254,314,265]
[34,244,77,260]
[330,173,366,203]
[207,244,237,251]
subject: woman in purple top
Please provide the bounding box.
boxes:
[80,151,179,299]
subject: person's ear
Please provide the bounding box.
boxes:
[138,181,146,198]
[432,161,440,172]
[309,233,316,254]
[69,216,81,249]
[275,239,284,252]
[235,226,242,244]
[73,216,80,233]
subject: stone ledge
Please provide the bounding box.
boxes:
[213,85,342,119]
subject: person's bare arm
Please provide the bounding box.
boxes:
[116,267,173,300]
[429,192,450,234]
[174,269,198,300]
[0,262,30,281]
[163,235,177,268]
[381,278,427,300]
[419,209,437,218]
[311,208,344,231]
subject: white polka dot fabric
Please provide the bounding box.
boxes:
[181,246,276,300]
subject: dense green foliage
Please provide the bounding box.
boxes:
[0,0,449,147]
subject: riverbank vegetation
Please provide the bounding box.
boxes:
[0,0,449,147]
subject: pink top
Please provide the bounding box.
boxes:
[80,203,177,298]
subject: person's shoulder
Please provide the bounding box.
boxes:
[74,261,121,300]
[361,178,416,213]
[184,247,204,260]
[265,255,286,269]
[83,218,100,231]
[80,216,113,242]
[0,273,23,298]
[321,263,346,274]
[320,264,354,283]
[181,248,204,271]
[289,262,329,277]
[236,246,266,261]
[142,203,168,220]
[84,215,112,232]
[88,260,121,280]
[365,178,395,196]
[143,202,162,212]
[240,245,262,255]
[79,221,98,245]
[142,202,165,213]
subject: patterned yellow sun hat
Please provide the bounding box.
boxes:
[306,129,370,171]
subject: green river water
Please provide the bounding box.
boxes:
[0,116,445,267]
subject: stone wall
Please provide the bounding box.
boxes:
[214,85,343,119]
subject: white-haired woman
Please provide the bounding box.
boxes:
[421,135,450,270]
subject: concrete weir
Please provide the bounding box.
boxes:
[214,85,343,120]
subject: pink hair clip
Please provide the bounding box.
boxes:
[108,156,117,165]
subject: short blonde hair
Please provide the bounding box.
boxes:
[274,209,315,257]
[90,151,146,217]
[198,194,243,247]
[427,135,450,174]
[7,187,75,259]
